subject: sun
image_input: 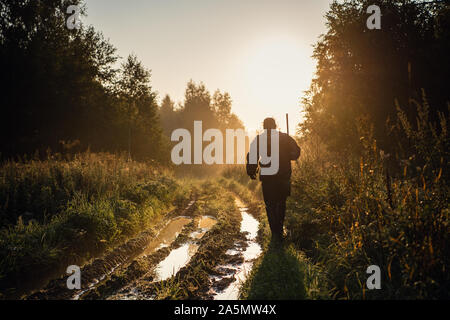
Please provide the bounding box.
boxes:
[241,35,314,131]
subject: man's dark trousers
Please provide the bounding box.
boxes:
[261,177,290,240]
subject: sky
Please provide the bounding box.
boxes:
[83,0,333,132]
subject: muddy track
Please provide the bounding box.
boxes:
[26,191,263,300]
[209,198,262,299]
[107,202,245,300]
[26,199,197,300]
[104,195,262,300]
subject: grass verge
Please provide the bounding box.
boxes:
[221,167,330,299]
[0,152,191,299]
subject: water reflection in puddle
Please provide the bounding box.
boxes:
[112,215,217,299]
[154,242,199,281]
[74,216,192,300]
[199,216,217,229]
[155,216,217,281]
[240,211,259,240]
[190,216,217,239]
[212,261,254,300]
[212,198,262,300]
[142,217,192,256]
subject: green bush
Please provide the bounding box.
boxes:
[288,96,449,299]
[0,152,190,297]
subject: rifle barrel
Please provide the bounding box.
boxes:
[286,113,289,136]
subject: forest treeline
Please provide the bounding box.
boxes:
[301,0,449,158]
[0,0,243,162]
[290,0,449,299]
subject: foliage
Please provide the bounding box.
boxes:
[0,152,190,296]
[0,0,166,161]
[289,98,449,299]
[291,0,450,299]
[158,81,244,140]
[300,0,450,156]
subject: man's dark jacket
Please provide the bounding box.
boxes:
[246,131,300,201]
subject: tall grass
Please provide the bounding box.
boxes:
[0,152,190,297]
[288,94,449,299]
[221,166,262,204]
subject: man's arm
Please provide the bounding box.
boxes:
[288,135,301,160]
[246,136,259,179]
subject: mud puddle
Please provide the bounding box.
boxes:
[74,216,193,300]
[23,199,199,300]
[154,215,218,280]
[155,242,199,281]
[190,216,217,239]
[141,216,192,255]
[110,215,218,299]
[210,198,262,300]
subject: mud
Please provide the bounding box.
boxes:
[26,198,196,300]
[87,213,220,300]
[141,216,192,256]
[25,192,263,301]
[209,198,262,300]
[155,242,199,281]
[106,194,243,300]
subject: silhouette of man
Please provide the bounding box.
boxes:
[246,117,300,243]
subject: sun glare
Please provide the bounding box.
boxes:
[242,35,313,130]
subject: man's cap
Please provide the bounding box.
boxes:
[263,117,277,130]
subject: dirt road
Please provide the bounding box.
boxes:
[27,188,263,300]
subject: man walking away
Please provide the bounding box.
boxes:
[246,117,300,244]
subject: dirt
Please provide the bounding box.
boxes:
[104,197,244,300]
[25,192,263,301]
[26,198,197,300]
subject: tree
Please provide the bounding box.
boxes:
[212,90,231,126]
[180,80,217,130]
[300,0,449,157]
[159,94,178,136]
[0,0,119,157]
[115,54,163,160]
[0,1,169,162]
[212,90,244,130]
